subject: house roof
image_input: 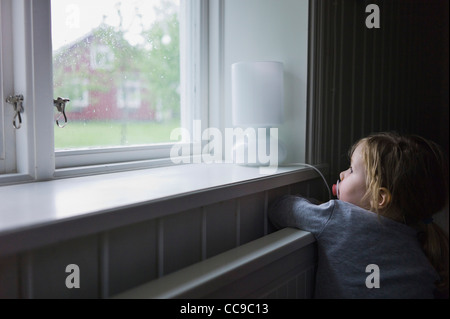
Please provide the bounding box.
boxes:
[53,23,124,56]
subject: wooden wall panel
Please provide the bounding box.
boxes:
[162,208,202,276]
[107,220,158,296]
[204,200,238,258]
[0,176,323,298]
[31,235,99,298]
[239,192,266,245]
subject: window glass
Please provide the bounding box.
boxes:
[52,0,181,150]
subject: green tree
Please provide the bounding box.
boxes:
[138,4,180,121]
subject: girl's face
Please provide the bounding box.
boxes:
[338,142,370,209]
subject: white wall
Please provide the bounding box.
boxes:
[221,0,309,163]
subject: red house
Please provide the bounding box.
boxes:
[53,25,155,121]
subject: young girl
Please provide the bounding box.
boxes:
[269,132,449,298]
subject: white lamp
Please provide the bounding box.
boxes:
[231,61,286,166]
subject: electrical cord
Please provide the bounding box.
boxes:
[280,163,332,201]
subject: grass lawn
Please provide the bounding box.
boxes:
[55,120,181,149]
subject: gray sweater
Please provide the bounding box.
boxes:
[268,195,440,299]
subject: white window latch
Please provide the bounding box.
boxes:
[6,94,24,129]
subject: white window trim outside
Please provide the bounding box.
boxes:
[69,78,89,109]
[90,44,115,71]
[117,79,141,110]
[0,0,211,185]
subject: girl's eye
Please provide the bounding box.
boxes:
[349,166,353,173]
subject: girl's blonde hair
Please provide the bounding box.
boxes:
[350,132,449,295]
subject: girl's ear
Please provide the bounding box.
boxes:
[378,187,392,210]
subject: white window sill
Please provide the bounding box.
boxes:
[0,163,326,257]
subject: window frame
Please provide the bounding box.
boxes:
[54,0,208,176]
[0,0,55,184]
[0,0,17,176]
[0,0,209,184]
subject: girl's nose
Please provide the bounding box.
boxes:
[339,171,345,181]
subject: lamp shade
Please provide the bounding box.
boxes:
[232,61,284,127]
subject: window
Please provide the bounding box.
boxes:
[69,79,90,109]
[90,45,115,70]
[52,0,201,158]
[0,0,208,182]
[117,77,141,110]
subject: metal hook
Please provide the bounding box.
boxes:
[56,110,68,128]
[13,112,22,129]
[54,97,70,128]
[6,94,24,130]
